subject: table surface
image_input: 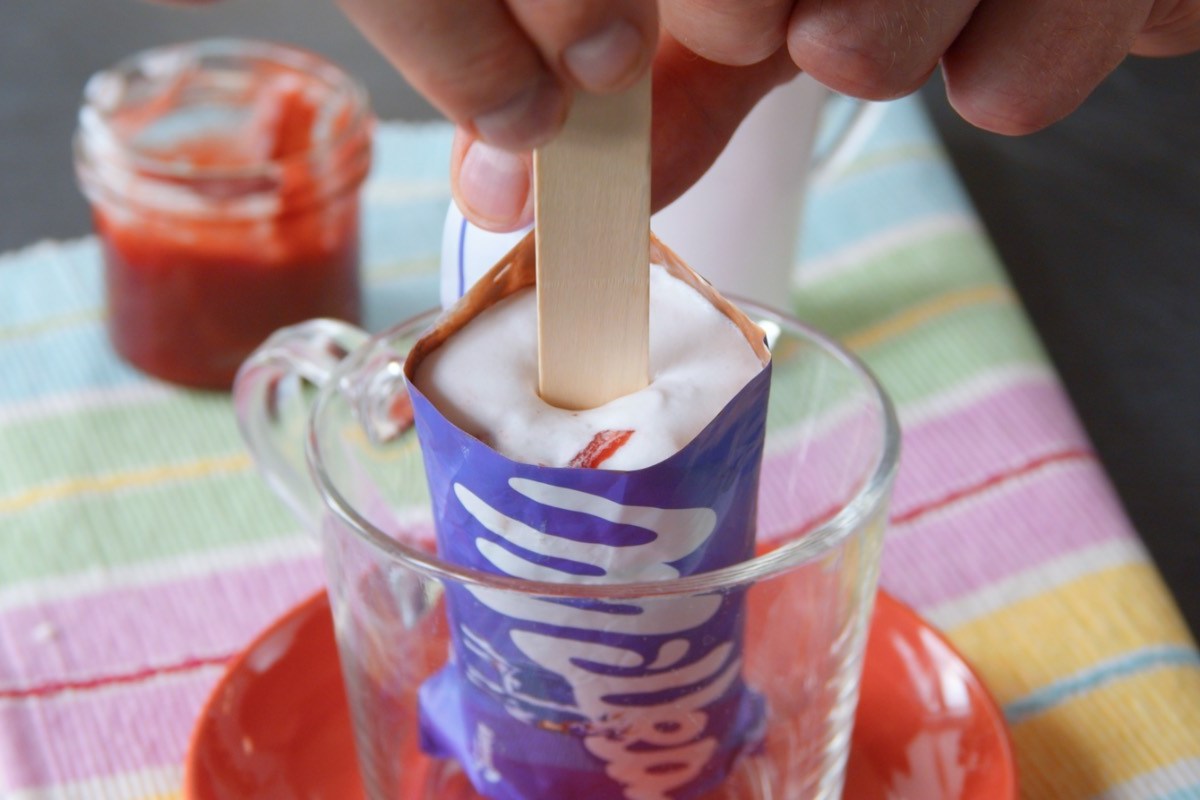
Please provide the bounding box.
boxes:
[3,0,1197,644]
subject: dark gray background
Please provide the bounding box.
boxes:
[4,2,1197,632]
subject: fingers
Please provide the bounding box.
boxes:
[336,0,562,149]
[505,0,658,92]
[660,0,795,66]
[941,0,1155,134]
[785,0,1184,135]
[787,0,978,100]
[1132,0,1200,56]
[336,0,657,150]
[450,34,798,232]
[442,0,1200,233]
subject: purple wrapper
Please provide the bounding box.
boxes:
[404,234,772,800]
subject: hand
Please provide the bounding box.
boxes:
[334,0,1200,232]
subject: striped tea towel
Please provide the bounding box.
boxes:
[0,97,1197,799]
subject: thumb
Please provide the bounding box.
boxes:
[450,36,799,232]
[450,129,535,233]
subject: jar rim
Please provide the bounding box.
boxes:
[75,37,372,183]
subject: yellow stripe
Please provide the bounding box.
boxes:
[0,307,104,342]
[946,562,1196,703]
[0,453,252,515]
[1012,665,1200,799]
[843,284,1015,352]
[367,255,440,282]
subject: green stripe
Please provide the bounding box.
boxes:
[793,229,1008,335]
[1,443,432,586]
[765,338,858,432]
[0,394,241,493]
[833,143,946,182]
[859,302,1047,406]
[766,297,1045,433]
[1,472,296,585]
[368,256,440,282]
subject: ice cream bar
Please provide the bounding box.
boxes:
[404,233,771,800]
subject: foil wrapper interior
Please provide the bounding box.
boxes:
[404,233,772,800]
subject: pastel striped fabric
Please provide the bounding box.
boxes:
[1,97,1197,799]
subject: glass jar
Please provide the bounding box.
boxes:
[74,39,373,390]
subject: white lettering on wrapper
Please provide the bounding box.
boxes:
[463,586,723,636]
[472,723,501,782]
[454,477,741,800]
[454,481,716,582]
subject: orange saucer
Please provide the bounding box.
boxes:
[184,590,1016,799]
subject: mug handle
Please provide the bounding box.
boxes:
[233,318,370,533]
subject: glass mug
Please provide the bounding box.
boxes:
[233,301,899,799]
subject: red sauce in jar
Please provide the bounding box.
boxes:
[95,203,361,389]
[76,41,372,389]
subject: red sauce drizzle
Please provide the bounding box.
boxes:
[569,429,635,469]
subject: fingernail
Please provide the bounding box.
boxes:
[472,77,565,150]
[563,19,645,92]
[457,140,530,228]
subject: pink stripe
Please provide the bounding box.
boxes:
[877,375,1137,609]
[879,458,1135,610]
[891,377,1092,515]
[757,376,1094,542]
[0,668,219,790]
[757,375,1132,610]
[0,552,324,790]
[892,448,1092,526]
[758,412,868,541]
[0,552,322,694]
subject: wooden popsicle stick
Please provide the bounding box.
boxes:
[534,75,651,410]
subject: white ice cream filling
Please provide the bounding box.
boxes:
[414,264,765,470]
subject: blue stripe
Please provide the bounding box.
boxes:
[1,325,138,402]
[813,95,941,163]
[1005,645,1200,725]
[363,275,438,333]
[846,95,942,158]
[371,122,454,182]
[1153,784,1200,800]
[361,196,447,268]
[801,158,972,262]
[3,239,105,326]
